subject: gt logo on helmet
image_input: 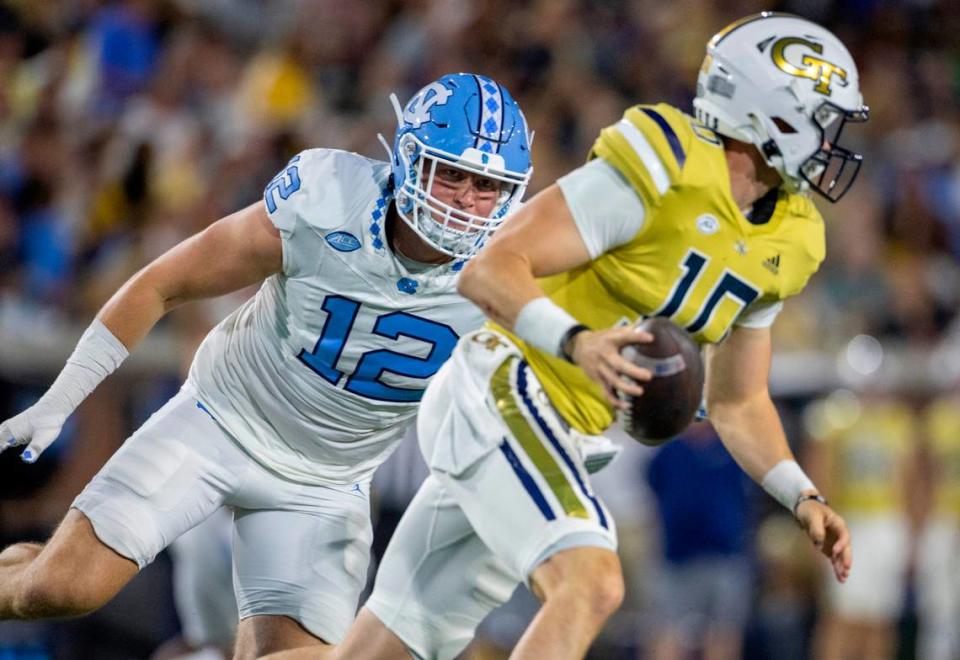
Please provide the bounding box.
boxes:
[771,37,848,96]
[403,82,453,128]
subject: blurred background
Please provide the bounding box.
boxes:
[0,0,958,658]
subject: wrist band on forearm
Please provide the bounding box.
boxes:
[40,319,130,412]
[761,459,817,513]
[513,297,579,358]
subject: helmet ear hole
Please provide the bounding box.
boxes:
[772,117,798,134]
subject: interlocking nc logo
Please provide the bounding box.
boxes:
[403,81,453,128]
[771,37,848,96]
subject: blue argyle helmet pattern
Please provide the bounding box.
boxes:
[388,73,532,259]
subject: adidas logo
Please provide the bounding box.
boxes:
[762,254,781,274]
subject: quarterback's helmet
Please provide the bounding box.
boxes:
[693,12,868,202]
[388,73,532,259]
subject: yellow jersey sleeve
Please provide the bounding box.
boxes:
[590,103,691,213]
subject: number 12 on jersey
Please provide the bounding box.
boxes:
[264,155,302,213]
[298,296,459,403]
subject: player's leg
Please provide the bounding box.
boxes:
[152,507,237,659]
[916,518,960,660]
[357,438,619,660]
[814,516,906,660]
[457,352,620,659]
[1,388,243,620]
[0,543,43,567]
[0,510,138,618]
[513,546,624,659]
[229,475,374,659]
[359,333,620,659]
[701,557,751,660]
[332,609,409,659]
[353,474,519,660]
[861,621,895,660]
[235,616,332,659]
[443,443,621,660]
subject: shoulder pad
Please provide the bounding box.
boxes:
[591,103,696,209]
[265,149,390,235]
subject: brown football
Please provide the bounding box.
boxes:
[619,317,704,445]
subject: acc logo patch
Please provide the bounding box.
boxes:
[771,37,848,96]
[325,231,361,252]
[696,214,720,235]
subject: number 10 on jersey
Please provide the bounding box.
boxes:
[656,249,760,334]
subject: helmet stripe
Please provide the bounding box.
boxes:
[473,74,483,149]
[474,74,505,154]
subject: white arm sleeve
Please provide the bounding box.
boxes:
[556,158,645,259]
[735,299,784,329]
[1,319,129,461]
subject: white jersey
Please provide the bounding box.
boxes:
[186,149,485,486]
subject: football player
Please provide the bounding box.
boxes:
[275,13,868,660]
[0,73,532,658]
[805,392,913,660]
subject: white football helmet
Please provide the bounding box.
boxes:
[693,12,869,202]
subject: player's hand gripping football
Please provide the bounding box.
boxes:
[0,400,69,463]
[566,326,654,409]
[795,497,852,583]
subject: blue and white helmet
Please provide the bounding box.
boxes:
[387,73,533,259]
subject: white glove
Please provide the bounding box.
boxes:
[0,403,69,463]
[0,319,128,463]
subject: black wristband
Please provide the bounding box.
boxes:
[559,324,590,363]
[793,493,828,516]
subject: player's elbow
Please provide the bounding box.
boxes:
[121,263,183,316]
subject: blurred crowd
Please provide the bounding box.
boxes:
[0,0,958,658]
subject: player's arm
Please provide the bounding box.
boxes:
[459,178,652,407]
[705,324,852,582]
[0,202,281,461]
[460,184,589,321]
[99,201,281,347]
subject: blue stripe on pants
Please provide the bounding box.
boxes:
[515,363,609,529]
[499,440,556,521]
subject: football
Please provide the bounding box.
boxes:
[619,317,704,445]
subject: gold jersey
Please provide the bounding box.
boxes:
[922,395,960,516]
[497,103,825,434]
[822,399,912,515]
